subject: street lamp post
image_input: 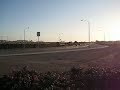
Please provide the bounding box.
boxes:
[80,20,90,47]
[104,32,105,41]
[24,27,29,48]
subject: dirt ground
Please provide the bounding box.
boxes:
[0,46,120,75]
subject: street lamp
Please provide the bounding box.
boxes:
[80,20,90,47]
[24,27,29,48]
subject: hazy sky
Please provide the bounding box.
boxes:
[0,0,120,42]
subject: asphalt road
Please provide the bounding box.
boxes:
[0,45,120,75]
[0,45,107,57]
[0,44,106,56]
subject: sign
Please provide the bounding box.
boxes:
[37,32,40,36]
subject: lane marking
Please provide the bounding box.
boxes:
[0,46,108,57]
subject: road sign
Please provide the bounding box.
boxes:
[37,32,40,36]
[37,32,40,48]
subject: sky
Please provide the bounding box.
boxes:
[0,0,120,42]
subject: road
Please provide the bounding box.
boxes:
[0,45,120,75]
[0,45,108,57]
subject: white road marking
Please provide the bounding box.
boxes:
[0,46,108,57]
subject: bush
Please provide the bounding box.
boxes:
[1,66,120,90]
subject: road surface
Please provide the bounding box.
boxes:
[0,45,120,75]
[0,45,108,57]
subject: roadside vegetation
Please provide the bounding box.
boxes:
[0,42,87,49]
[1,66,120,90]
[1,40,120,49]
